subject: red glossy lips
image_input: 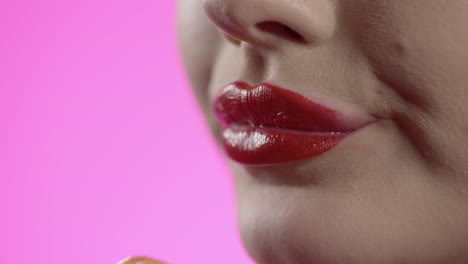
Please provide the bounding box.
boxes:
[212,81,364,165]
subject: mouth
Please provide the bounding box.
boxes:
[212,81,374,165]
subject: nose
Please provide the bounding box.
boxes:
[202,0,336,48]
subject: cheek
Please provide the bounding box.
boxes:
[347,0,468,107]
[345,0,468,172]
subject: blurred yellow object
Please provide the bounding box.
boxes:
[117,256,166,264]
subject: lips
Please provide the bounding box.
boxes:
[212,81,372,165]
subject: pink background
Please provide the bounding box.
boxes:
[0,1,252,263]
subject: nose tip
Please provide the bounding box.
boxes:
[202,0,336,48]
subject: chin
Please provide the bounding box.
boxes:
[229,139,468,264]
[235,183,468,264]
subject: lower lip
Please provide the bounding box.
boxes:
[221,126,349,165]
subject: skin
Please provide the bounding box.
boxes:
[177,1,468,263]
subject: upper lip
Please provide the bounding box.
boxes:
[213,81,373,133]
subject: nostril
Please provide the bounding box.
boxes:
[255,21,306,43]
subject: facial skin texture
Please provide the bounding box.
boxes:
[177,1,468,263]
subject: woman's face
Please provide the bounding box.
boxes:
[177,1,468,263]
